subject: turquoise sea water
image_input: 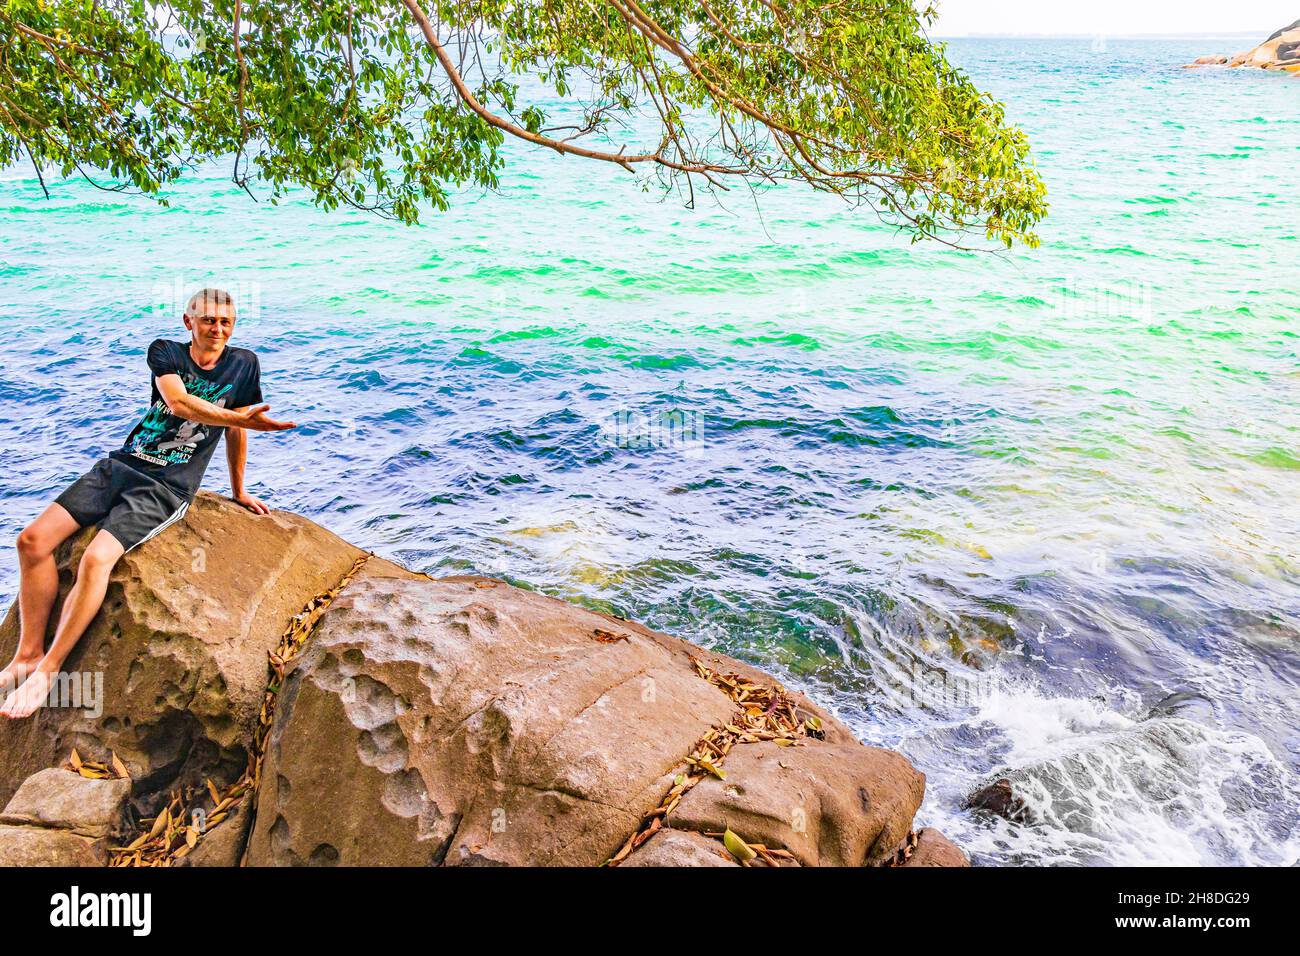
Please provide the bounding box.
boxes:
[1,38,1297,865]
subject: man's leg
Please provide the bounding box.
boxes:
[0,503,82,697]
[0,529,123,719]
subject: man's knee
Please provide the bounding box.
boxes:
[16,525,53,562]
[78,537,123,575]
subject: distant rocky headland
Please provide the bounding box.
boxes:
[0,493,966,868]
[1186,19,1300,72]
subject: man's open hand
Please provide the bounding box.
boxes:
[235,404,296,432]
[234,492,271,515]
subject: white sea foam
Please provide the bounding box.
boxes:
[919,683,1300,866]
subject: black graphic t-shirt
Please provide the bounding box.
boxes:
[110,339,263,500]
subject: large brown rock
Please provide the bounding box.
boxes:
[0,492,363,816]
[244,565,942,867]
[667,740,925,866]
[0,495,961,868]
[245,564,741,866]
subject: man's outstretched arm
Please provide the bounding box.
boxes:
[224,418,271,514]
[155,374,295,432]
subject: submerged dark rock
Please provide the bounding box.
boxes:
[964,777,1033,823]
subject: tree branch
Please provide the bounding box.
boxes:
[399,0,748,180]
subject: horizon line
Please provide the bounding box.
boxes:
[932,30,1273,40]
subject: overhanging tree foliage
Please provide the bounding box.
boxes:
[0,1,1047,247]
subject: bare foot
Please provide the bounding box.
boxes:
[0,654,42,699]
[0,668,54,719]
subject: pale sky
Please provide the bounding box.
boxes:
[929,0,1297,37]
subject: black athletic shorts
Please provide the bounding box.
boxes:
[54,458,191,553]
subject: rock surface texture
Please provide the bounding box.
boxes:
[898,828,970,867]
[0,493,363,817]
[0,768,130,866]
[1186,21,1300,73]
[0,493,965,867]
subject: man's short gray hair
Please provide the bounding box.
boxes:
[185,288,235,317]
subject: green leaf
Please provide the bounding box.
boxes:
[723,828,757,863]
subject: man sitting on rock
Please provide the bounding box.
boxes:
[0,288,295,718]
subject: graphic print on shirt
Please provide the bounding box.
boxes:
[126,374,233,467]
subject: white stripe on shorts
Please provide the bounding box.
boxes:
[126,499,191,553]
